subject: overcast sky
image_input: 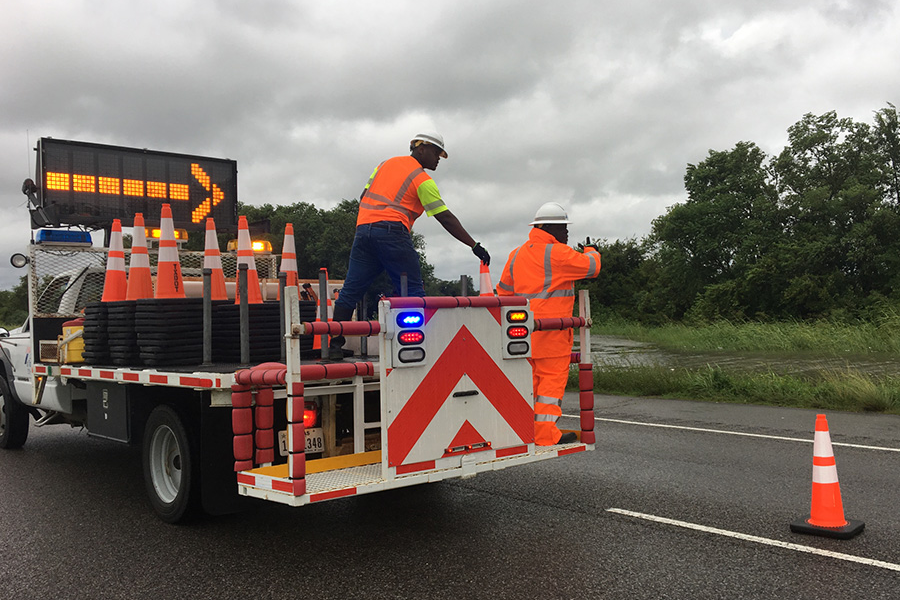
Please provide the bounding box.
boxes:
[2,0,898,290]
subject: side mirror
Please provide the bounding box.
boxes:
[0,328,9,338]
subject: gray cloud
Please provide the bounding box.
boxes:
[1,0,898,288]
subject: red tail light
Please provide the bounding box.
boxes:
[507,326,529,338]
[303,401,318,428]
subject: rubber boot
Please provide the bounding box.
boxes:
[328,304,355,361]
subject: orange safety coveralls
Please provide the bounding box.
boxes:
[498,227,600,445]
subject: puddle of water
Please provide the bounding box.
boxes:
[585,335,900,378]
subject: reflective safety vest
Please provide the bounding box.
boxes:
[497,227,600,358]
[357,156,445,230]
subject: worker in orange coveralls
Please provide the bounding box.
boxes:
[497,202,600,445]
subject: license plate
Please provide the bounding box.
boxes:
[278,427,325,455]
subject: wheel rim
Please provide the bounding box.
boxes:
[149,424,182,504]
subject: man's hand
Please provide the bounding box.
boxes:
[577,236,599,252]
[472,242,490,266]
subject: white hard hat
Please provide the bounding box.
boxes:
[410,131,448,158]
[529,201,571,226]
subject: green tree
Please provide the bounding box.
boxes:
[0,276,29,328]
[648,141,779,320]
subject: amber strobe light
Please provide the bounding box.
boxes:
[506,310,528,323]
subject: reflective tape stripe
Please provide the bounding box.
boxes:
[514,288,575,300]
[504,247,522,290]
[536,395,560,406]
[586,253,599,277]
[497,281,514,292]
[421,198,445,212]
[392,168,424,204]
[813,464,840,484]
[107,255,126,270]
[813,431,833,458]
[359,200,418,219]
[542,245,554,293]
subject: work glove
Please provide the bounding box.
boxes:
[577,237,600,252]
[472,242,491,266]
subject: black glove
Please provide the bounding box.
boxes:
[577,236,599,252]
[472,242,490,266]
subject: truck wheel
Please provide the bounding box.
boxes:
[0,377,29,449]
[142,405,199,523]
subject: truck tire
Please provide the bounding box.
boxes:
[0,377,29,449]
[142,405,199,523]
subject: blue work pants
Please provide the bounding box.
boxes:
[335,222,425,312]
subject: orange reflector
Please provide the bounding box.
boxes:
[506,310,528,323]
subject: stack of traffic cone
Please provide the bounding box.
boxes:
[790,414,865,539]
[279,223,299,298]
[126,213,154,300]
[155,204,186,299]
[101,219,127,302]
[234,215,263,305]
[479,262,495,296]
[204,218,228,301]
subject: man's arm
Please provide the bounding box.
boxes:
[434,210,477,247]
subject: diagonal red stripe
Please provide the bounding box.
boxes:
[388,325,532,466]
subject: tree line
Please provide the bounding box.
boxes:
[579,104,900,324]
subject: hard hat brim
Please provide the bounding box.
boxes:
[530,218,571,226]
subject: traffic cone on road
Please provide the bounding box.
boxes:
[101,219,127,302]
[279,223,299,295]
[234,215,263,305]
[790,414,865,539]
[155,204,186,299]
[204,218,228,301]
[479,262,495,296]
[126,213,154,300]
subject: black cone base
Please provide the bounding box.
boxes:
[790,516,865,539]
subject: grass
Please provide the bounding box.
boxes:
[593,313,900,354]
[570,364,900,414]
[578,315,900,414]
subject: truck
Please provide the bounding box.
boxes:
[0,138,597,523]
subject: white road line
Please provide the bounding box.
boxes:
[560,414,900,453]
[607,508,900,573]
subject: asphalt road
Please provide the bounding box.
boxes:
[2,395,898,599]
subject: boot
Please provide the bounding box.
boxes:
[327,304,355,360]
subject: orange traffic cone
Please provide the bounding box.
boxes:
[155,204,186,299]
[280,223,299,288]
[101,219,127,302]
[234,215,263,305]
[126,213,154,300]
[204,218,228,301]
[479,262,495,296]
[790,414,865,539]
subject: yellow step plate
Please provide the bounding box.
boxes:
[247,450,381,479]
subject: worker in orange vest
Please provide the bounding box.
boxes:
[498,202,601,445]
[329,132,490,360]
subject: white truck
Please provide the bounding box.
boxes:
[0,139,597,523]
